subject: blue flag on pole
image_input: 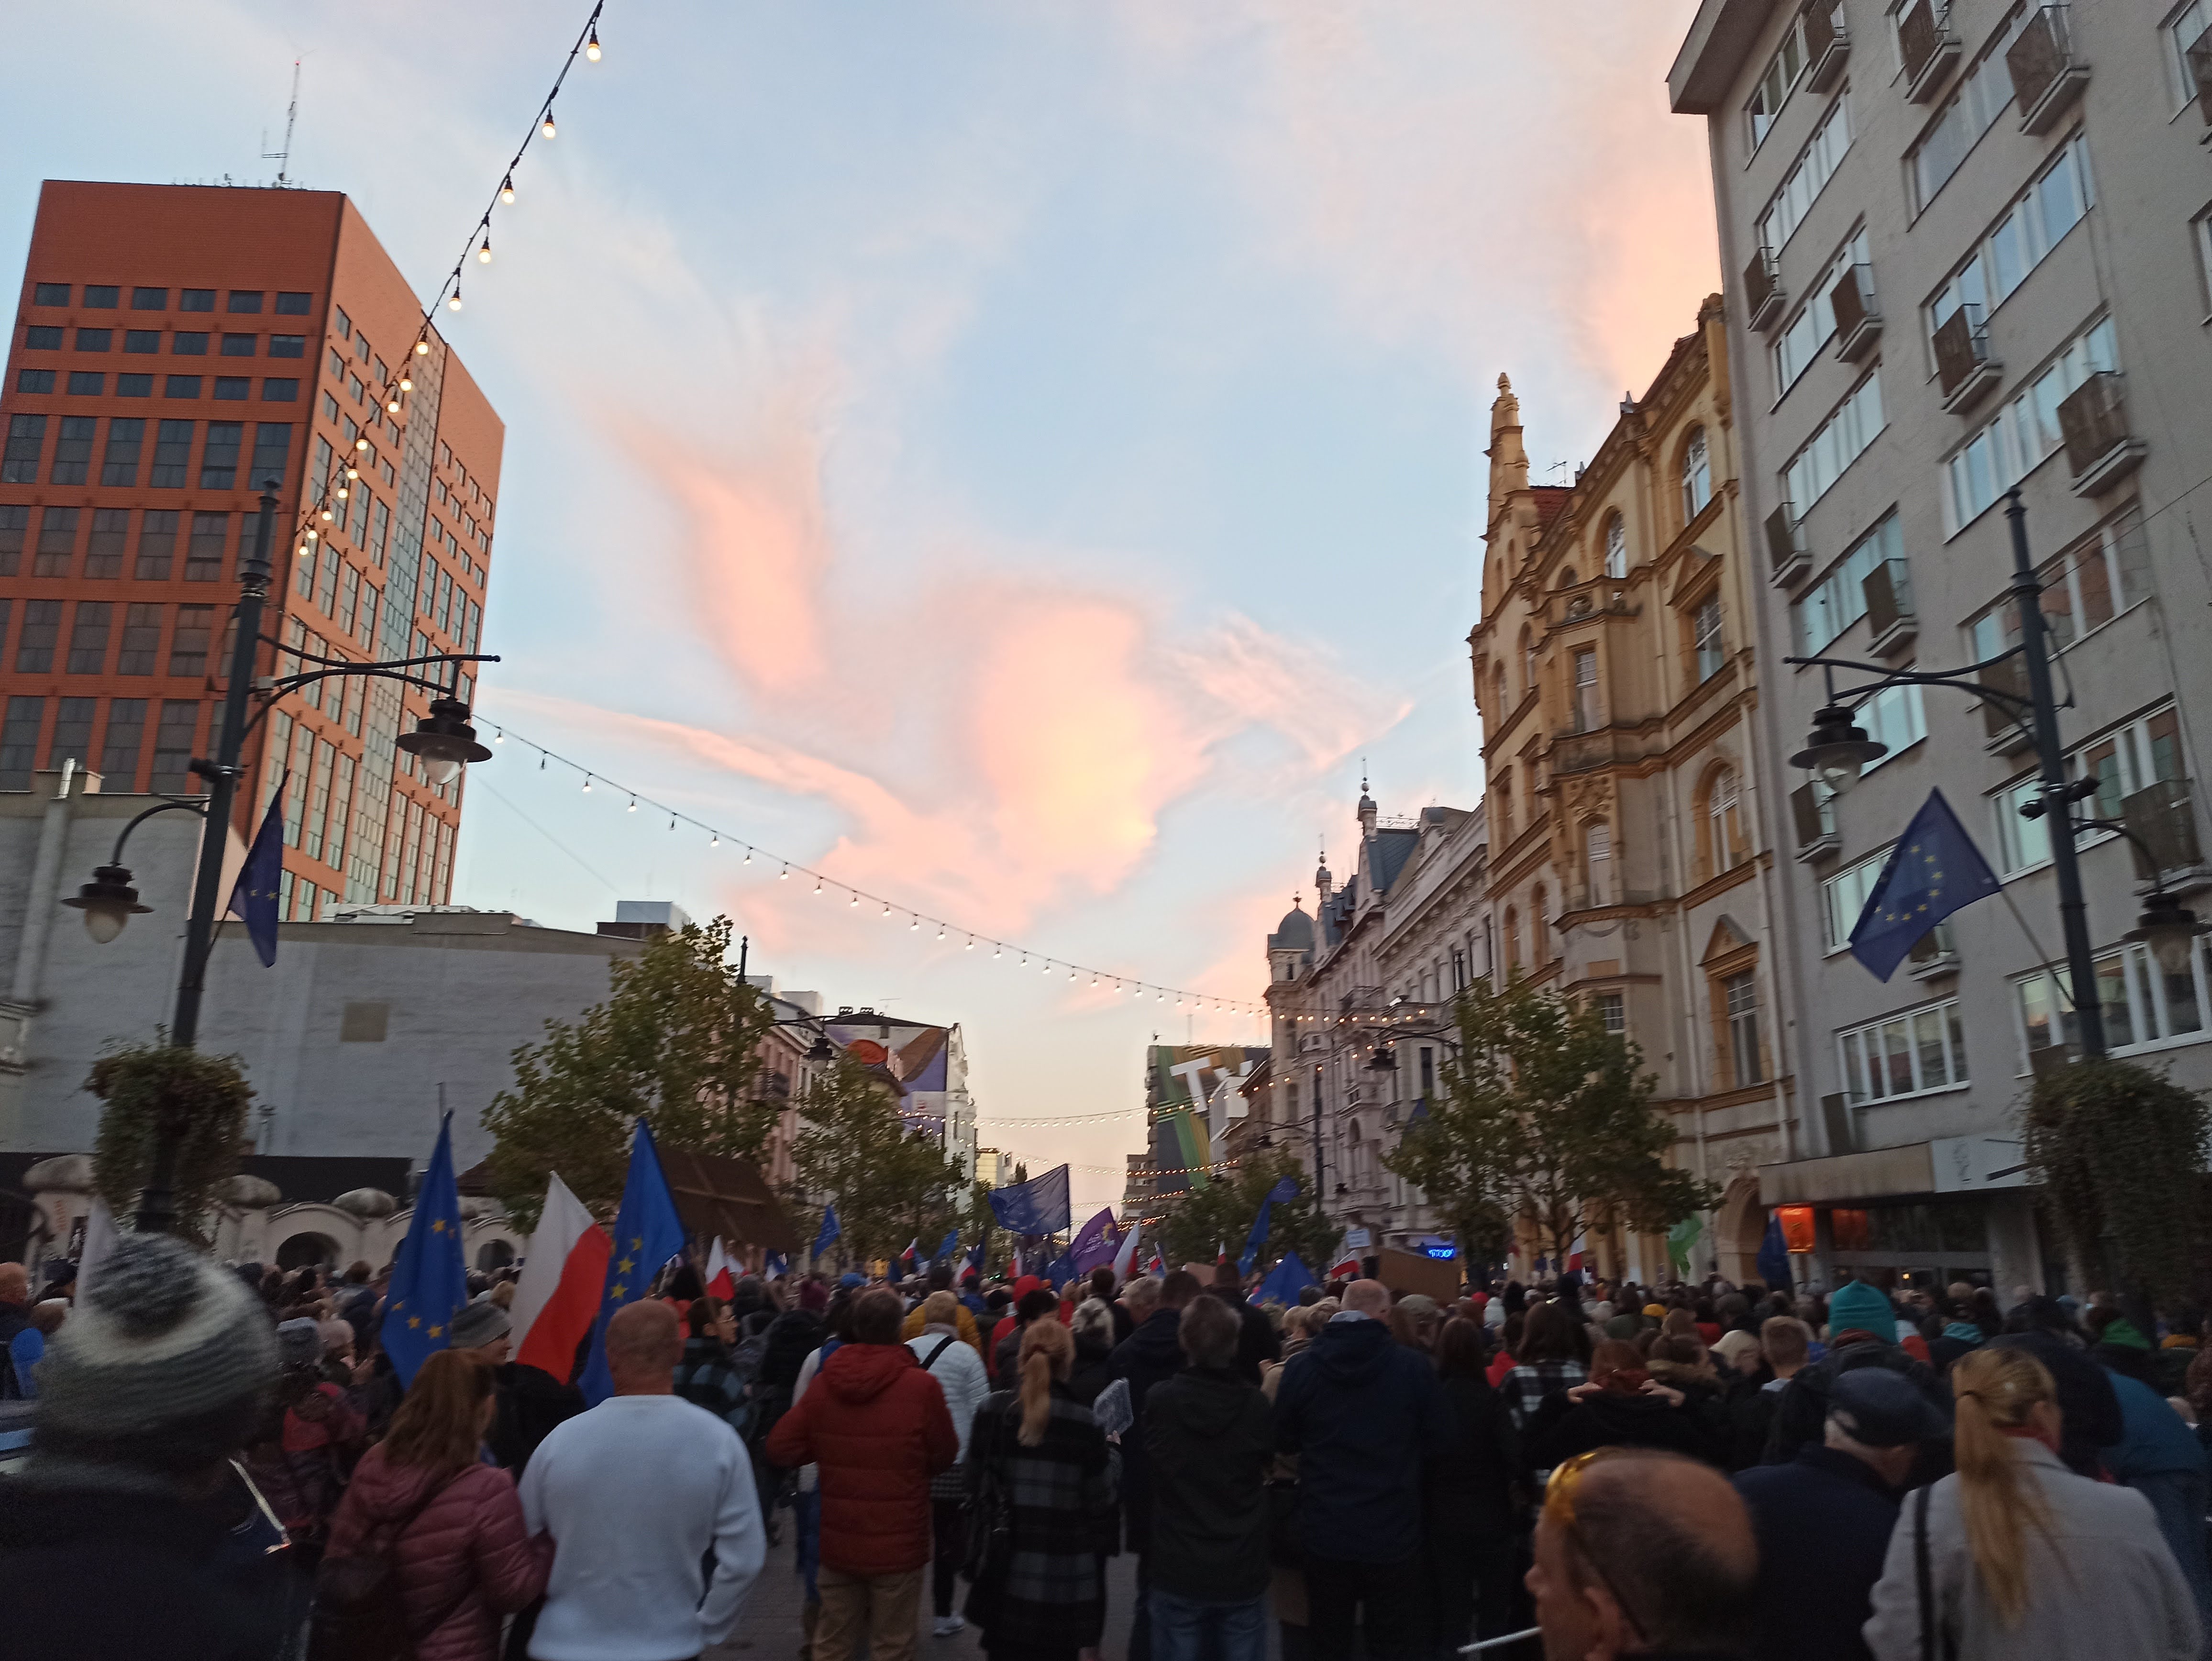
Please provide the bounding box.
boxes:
[577,1118,686,1406]
[966,1240,985,1278]
[1756,1213,1793,1293]
[813,1204,841,1260]
[1849,789,2002,981]
[1239,1175,1304,1274]
[379,1113,468,1388]
[987,1164,1072,1236]
[227,781,287,967]
[936,1229,962,1270]
[1257,1252,1316,1306]
[1067,1208,1120,1274]
[765,1251,789,1278]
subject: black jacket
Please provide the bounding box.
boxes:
[1990,1330,2123,1477]
[1426,1373,1520,1542]
[488,1361,585,1473]
[1733,1445,1903,1661]
[1525,1387,1723,1469]
[1067,1331,1116,1408]
[1207,1288,1281,1385]
[1144,1366,1273,1600]
[1273,1316,1453,1565]
[1762,1337,1949,1469]
[1108,1307,1186,1553]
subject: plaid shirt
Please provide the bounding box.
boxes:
[967,1388,1119,1649]
[1499,1360,1587,1432]
[675,1336,752,1435]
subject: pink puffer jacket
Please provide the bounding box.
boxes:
[325,1445,551,1661]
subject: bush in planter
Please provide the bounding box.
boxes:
[87,1040,254,1240]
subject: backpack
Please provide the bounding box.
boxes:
[305,1469,469,1661]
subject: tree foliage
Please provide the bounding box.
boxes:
[483,917,776,1230]
[87,1040,254,1240]
[2024,1057,2211,1309]
[787,1056,971,1267]
[1385,976,1711,1267]
[1152,1149,1337,1276]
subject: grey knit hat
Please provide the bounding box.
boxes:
[275,1316,323,1369]
[449,1299,511,1351]
[35,1233,276,1469]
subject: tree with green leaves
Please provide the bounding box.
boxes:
[1386,976,1711,1270]
[787,1056,971,1267]
[1152,1149,1337,1276]
[483,917,775,1230]
[87,1040,253,1241]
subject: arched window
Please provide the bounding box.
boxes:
[1584,820,1612,906]
[1681,427,1712,522]
[1558,566,1578,588]
[1531,886,1549,962]
[1702,764,1749,877]
[1604,512,1628,579]
[1494,663,1510,717]
[1521,625,1537,693]
[1494,769,1513,840]
[1504,907,1521,968]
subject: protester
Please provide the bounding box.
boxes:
[1111,1268,1200,1661]
[0,1233,293,1657]
[1525,1447,1757,1661]
[1144,1294,1273,1661]
[1496,1297,1590,1431]
[7,1296,65,1397]
[995,1286,1065,1386]
[1425,1318,1524,1654]
[1990,1298,2120,1478]
[1734,1368,1947,1661]
[2088,1317,2212,1634]
[1864,1345,2200,1659]
[1764,1279,1946,1467]
[675,1294,754,1435]
[520,1299,765,1661]
[1207,1262,1283,1384]
[448,1299,512,1367]
[988,1276,1046,1381]
[908,1290,992,1638]
[903,1263,985,1357]
[1068,1295,1119,1408]
[1727,1316,1807,1471]
[1526,1338,1722,1469]
[1272,1279,1453,1661]
[0,1259,32,1398]
[324,1350,550,1661]
[1091,1266,1137,1343]
[767,1287,958,1661]
[964,1317,1118,1661]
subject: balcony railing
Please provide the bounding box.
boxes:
[2056,372,2146,496]
[1862,558,1916,657]
[1792,782,1840,863]
[1744,247,1784,332]
[2121,777,2206,882]
[1908,923,1959,981]
[2006,6,2089,135]
[1552,729,1633,776]
[1830,263,1881,363]
[1934,304,2000,411]
[1767,500,1810,587]
[1805,1,1850,91]
[1900,0,1960,102]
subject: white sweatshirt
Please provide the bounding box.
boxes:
[519,1393,764,1661]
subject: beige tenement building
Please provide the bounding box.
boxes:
[1671,1,2212,1294]
[1471,299,1793,1285]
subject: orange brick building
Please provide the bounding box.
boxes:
[0,182,501,917]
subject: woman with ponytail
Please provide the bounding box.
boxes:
[1865,1345,2201,1659]
[964,1315,1118,1661]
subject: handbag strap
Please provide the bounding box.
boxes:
[1913,1484,1950,1661]
[923,1336,959,1371]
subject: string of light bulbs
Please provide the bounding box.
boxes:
[975,1108,1148,1128]
[477,717,1272,1017]
[286,1,608,569]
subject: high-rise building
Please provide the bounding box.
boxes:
[1,182,501,919]
[1670,2,2212,1292]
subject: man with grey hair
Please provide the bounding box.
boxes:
[1143,1294,1273,1661]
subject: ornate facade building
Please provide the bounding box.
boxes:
[1470,299,1793,1284]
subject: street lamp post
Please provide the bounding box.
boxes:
[64,482,498,1232]
[1783,488,2201,1064]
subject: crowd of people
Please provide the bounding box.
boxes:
[7,1237,2212,1661]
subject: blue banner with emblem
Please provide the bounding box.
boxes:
[378,1113,468,1387]
[576,1117,686,1406]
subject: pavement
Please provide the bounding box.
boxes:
[707,1519,1145,1661]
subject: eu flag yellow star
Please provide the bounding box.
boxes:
[617,1257,634,1274]
[631,1237,643,1251]
[428,1324,443,1338]
[609,1282,628,1301]
[409,1315,422,1329]
[431,1218,447,1233]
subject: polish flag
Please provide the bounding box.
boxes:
[1110,1225,1140,1285]
[1329,1255,1361,1280]
[705,1238,735,1300]
[1565,1230,1589,1276]
[512,1173,610,1382]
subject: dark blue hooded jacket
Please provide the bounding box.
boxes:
[1272,1314,1452,1563]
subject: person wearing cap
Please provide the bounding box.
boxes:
[1733,1368,1947,1661]
[1762,1279,1947,1469]
[0,1233,294,1655]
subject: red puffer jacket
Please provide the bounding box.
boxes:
[766,1341,958,1575]
[325,1445,552,1661]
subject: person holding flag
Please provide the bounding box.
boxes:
[380,1114,469,1387]
[812,1204,842,1272]
[577,1118,687,1406]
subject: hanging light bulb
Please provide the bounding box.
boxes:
[542,108,557,139]
[296,543,310,558]
[494,730,504,743]
[354,435,369,452]
[415,339,429,356]
[319,505,333,522]
[813,877,822,894]
[936,925,945,941]
[849,892,858,907]
[448,288,463,312]
[500,175,516,205]
[1068,969,1078,982]
[478,233,492,265]
[994,945,1002,959]
[581,775,592,792]
[344,462,358,479]
[586,25,602,60]
[386,396,402,415]
[626,796,636,812]
[305,528,318,542]
[667,816,676,831]
[883,902,892,919]
[909,917,918,930]
[334,484,348,501]
[399,374,413,392]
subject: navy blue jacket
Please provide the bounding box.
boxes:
[1109,1307,1186,1554]
[1272,1315,1453,1564]
[1733,1445,1901,1661]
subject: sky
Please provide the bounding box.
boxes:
[6,0,1717,1220]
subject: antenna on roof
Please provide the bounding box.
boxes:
[262,58,302,186]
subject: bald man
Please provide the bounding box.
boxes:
[520,1300,766,1661]
[0,1263,30,1399]
[1526,1450,1757,1661]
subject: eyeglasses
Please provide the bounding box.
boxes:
[1542,1449,1651,1644]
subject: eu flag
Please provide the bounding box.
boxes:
[812,1204,841,1260]
[1238,1175,1304,1273]
[935,1229,962,1270]
[1848,789,2002,981]
[227,781,287,968]
[577,1117,686,1406]
[986,1163,1071,1235]
[380,1113,468,1387]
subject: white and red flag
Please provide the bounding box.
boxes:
[511,1172,610,1381]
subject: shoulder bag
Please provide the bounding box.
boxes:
[961,1396,1016,1584]
[921,1336,967,1503]
[1913,1484,1957,1661]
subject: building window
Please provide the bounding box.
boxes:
[2016,941,2212,1067]
[1584,819,1612,905]
[200,422,243,489]
[1908,11,2031,212]
[1758,92,1852,254]
[1693,595,1725,681]
[276,291,313,315]
[1775,229,1870,399]
[1794,510,1902,655]
[75,329,111,353]
[1521,625,1537,693]
[136,511,177,579]
[82,286,119,310]
[180,289,215,313]
[1494,770,1513,841]
[228,291,264,314]
[1927,136,2093,353]
[132,287,167,311]
[123,330,159,354]
[1745,11,1806,148]
[1783,370,1884,513]
[1598,991,1626,1035]
[0,506,24,576]
[1822,848,1891,952]
[172,332,208,355]
[1944,317,2118,532]
[165,375,201,399]
[85,509,128,579]
[50,416,95,485]
[150,420,193,487]
[101,698,147,786]
[185,514,228,582]
[1505,907,1521,970]
[16,602,62,672]
[1603,512,1628,578]
[1840,997,1967,1104]
[1571,647,1600,732]
[3,415,46,483]
[169,606,215,676]
[0,698,44,790]
[250,422,293,487]
[1703,766,1748,876]
[34,508,78,577]
[23,326,63,351]
[16,369,54,394]
[213,377,249,401]
[151,701,200,792]
[116,605,162,674]
[1531,886,1549,963]
[270,335,307,358]
[67,371,104,396]
[220,333,257,357]
[31,283,69,305]
[1681,428,1712,522]
[65,603,111,674]
[101,418,145,487]
[117,374,152,398]
[1724,971,1764,1087]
